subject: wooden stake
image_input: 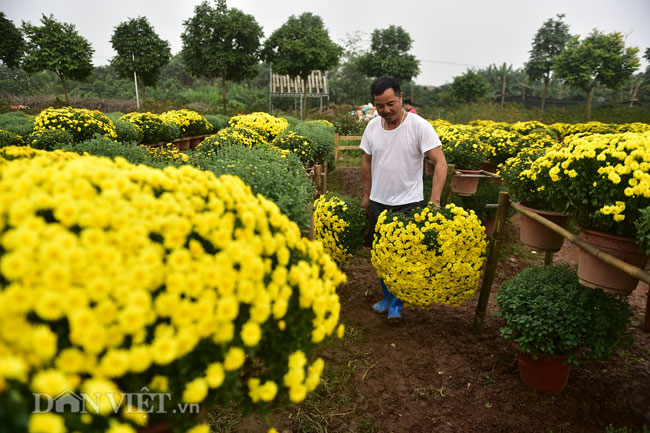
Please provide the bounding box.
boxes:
[313,164,322,196]
[544,251,554,266]
[334,133,339,162]
[322,160,328,194]
[472,191,510,334]
[442,163,455,206]
[644,286,650,332]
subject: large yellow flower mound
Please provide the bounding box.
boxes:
[371,204,487,306]
[228,112,289,141]
[0,154,346,432]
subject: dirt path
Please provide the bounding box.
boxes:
[226,166,650,433]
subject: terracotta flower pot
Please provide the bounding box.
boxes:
[578,229,648,295]
[451,169,481,196]
[178,138,191,151]
[518,203,569,252]
[515,345,571,394]
[189,136,204,150]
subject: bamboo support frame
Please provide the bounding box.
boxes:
[510,202,650,286]
[472,197,650,334]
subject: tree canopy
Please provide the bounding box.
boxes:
[554,30,640,120]
[181,0,263,111]
[21,14,94,104]
[262,12,341,81]
[262,12,341,118]
[451,69,491,103]
[0,12,24,68]
[525,14,571,110]
[355,25,420,84]
[110,16,171,101]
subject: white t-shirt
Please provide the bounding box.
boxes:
[360,113,442,206]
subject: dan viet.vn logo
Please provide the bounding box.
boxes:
[33,387,200,415]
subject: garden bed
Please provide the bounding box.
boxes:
[215,166,650,433]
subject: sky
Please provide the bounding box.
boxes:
[3,0,650,87]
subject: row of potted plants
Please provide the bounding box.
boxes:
[499,131,650,295]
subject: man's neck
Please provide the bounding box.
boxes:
[383,109,405,131]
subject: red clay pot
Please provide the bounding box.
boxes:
[578,229,648,295]
[518,203,569,252]
[515,346,571,394]
[451,169,481,196]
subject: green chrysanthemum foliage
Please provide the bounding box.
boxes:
[271,130,316,167]
[314,193,367,265]
[120,112,172,144]
[496,265,632,364]
[289,120,335,165]
[27,129,73,151]
[0,129,24,147]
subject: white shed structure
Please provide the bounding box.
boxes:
[269,69,329,119]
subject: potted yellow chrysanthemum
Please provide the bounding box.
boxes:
[522,132,650,294]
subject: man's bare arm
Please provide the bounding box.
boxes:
[425,147,447,207]
[361,153,372,210]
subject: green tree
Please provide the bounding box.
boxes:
[356,25,420,84]
[181,0,263,111]
[110,16,171,103]
[525,14,571,110]
[451,69,491,103]
[328,31,373,105]
[553,30,640,120]
[21,14,94,104]
[262,12,342,118]
[0,12,24,68]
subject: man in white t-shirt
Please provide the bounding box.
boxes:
[360,76,447,323]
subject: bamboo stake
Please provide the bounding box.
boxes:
[322,160,328,194]
[472,191,510,334]
[510,202,650,286]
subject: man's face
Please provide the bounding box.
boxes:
[373,88,402,123]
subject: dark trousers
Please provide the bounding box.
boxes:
[368,199,424,243]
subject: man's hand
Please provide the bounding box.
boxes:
[427,201,441,210]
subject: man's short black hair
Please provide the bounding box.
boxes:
[370,76,400,100]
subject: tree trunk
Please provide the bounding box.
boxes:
[500,74,506,107]
[222,77,228,113]
[586,87,594,122]
[139,78,146,104]
[57,71,69,105]
[541,79,549,111]
[302,78,307,121]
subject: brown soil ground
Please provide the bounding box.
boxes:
[219,166,650,433]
